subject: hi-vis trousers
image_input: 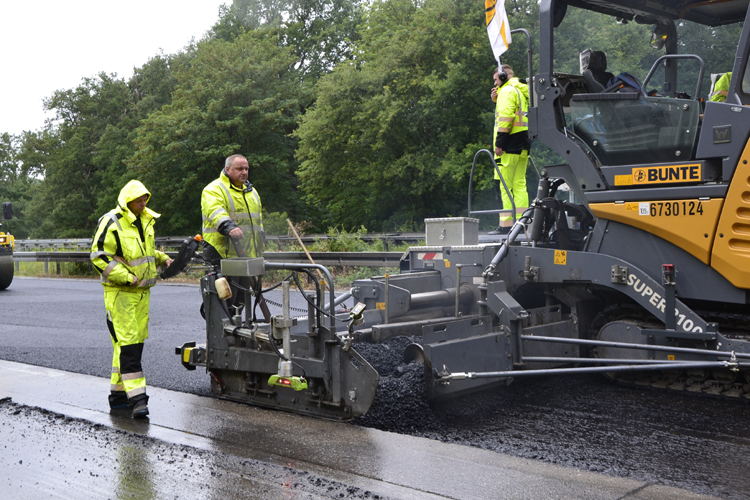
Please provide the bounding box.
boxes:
[494,150,529,227]
[104,289,150,401]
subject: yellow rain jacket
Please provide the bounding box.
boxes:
[493,77,530,160]
[90,180,169,290]
[201,172,264,259]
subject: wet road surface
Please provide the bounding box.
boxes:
[2,399,372,500]
[1,278,749,499]
[0,361,721,500]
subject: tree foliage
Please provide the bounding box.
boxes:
[0,133,37,238]
[0,1,745,238]
[13,55,179,238]
[212,0,365,81]
[129,30,304,236]
[296,0,499,231]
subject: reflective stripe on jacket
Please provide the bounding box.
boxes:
[710,72,731,102]
[201,172,264,258]
[90,180,169,291]
[493,77,530,156]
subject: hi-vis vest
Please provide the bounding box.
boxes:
[493,77,529,152]
[201,173,264,259]
[90,180,169,291]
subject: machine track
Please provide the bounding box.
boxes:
[589,305,750,401]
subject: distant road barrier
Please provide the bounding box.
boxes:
[13,234,417,274]
[13,250,405,273]
[15,233,423,252]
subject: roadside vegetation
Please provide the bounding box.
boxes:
[1,0,741,240]
[14,225,418,290]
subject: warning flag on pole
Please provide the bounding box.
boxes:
[486,0,511,59]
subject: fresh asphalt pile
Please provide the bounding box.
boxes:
[352,336,750,500]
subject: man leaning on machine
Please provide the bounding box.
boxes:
[201,154,265,317]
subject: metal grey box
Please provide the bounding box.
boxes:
[424,218,479,246]
[221,257,265,277]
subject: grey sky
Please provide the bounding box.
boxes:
[0,1,228,135]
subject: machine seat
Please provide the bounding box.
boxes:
[570,94,701,166]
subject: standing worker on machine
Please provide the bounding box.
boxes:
[489,64,531,235]
[710,72,732,102]
[90,180,173,419]
[201,154,265,313]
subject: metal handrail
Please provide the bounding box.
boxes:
[641,54,706,98]
[467,149,516,221]
[510,28,534,108]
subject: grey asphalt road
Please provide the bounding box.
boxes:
[0,276,334,398]
[2,277,750,500]
[0,362,722,500]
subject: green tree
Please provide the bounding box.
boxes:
[22,74,132,238]
[212,0,365,81]
[551,6,742,98]
[129,30,304,236]
[296,0,508,231]
[553,6,653,77]
[19,55,179,238]
[673,20,743,98]
[0,133,38,239]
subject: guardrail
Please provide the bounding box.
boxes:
[14,233,424,252]
[13,250,405,271]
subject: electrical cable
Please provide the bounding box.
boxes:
[269,332,306,378]
[291,270,336,324]
[228,269,338,322]
[291,269,323,329]
[261,274,294,293]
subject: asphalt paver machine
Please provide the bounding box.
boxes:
[177,0,750,420]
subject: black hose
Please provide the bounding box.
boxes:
[291,269,326,328]
[269,333,306,378]
[261,274,294,293]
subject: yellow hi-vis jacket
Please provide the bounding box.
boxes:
[493,77,530,157]
[201,172,264,259]
[90,180,169,291]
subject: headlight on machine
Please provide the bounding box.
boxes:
[0,236,6,244]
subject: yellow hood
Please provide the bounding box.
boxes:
[117,180,159,219]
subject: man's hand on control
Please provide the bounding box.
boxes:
[165,259,174,267]
[229,227,244,240]
[129,275,138,286]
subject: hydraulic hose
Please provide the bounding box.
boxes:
[265,262,336,330]
[483,207,535,277]
[529,175,550,242]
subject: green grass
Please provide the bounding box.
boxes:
[14,261,99,279]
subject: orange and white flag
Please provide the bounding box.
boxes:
[486,0,511,59]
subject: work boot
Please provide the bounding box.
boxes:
[108,391,131,410]
[488,226,510,235]
[130,394,149,419]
